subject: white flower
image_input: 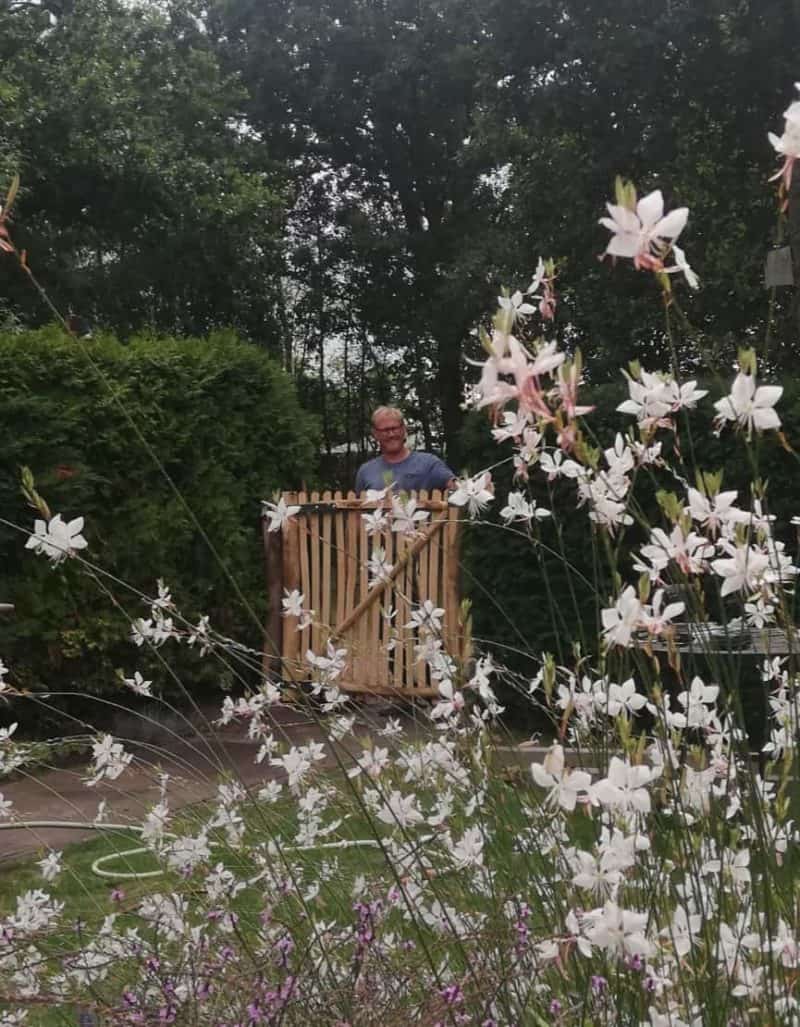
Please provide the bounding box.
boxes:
[362,508,389,535]
[711,541,770,597]
[405,599,445,633]
[85,735,133,786]
[661,905,703,958]
[431,678,465,720]
[367,546,393,586]
[497,289,537,323]
[347,746,390,780]
[37,850,62,883]
[600,678,647,718]
[583,899,653,957]
[531,744,592,811]
[714,372,782,435]
[262,497,301,532]
[6,889,64,934]
[592,757,660,814]
[376,790,424,829]
[281,588,313,629]
[768,83,800,187]
[306,642,348,680]
[449,472,493,518]
[601,586,643,648]
[539,450,582,480]
[685,487,741,535]
[666,243,699,289]
[618,369,673,423]
[599,189,689,269]
[24,513,87,565]
[450,826,484,869]
[391,496,429,535]
[640,589,685,636]
[123,671,152,697]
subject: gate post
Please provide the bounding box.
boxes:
[262,517,283,678]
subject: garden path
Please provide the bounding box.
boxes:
[0,702,429,864]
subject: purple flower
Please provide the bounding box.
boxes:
[440,983,463,1006]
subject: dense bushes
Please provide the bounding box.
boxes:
[0,327,317,716]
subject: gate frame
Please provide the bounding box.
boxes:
[262,490,461,697]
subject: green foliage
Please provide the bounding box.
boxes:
[0,326,317,716]
[1,0,287,345]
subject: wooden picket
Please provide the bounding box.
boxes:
[263,491,462,697]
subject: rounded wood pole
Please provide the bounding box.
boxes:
[262,518,283,678]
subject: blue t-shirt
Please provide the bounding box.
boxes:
[355,451,454,494]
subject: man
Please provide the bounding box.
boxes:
[355,406,455,494]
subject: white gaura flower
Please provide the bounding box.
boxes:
[431,678,465,720]
[598,678,647,718]
[262,496,301,532]
[666,243,700,290]
[497,288,537,324]
[640,589,685,636]
[405,599,445,633]
[85,735,133,786]
[685,487,741,535]
[362,508,389,536]
[281,588,313,629]
[347,745,390,780]
[122,671,152,697]
[601,586,643,648]
[539,450,582,480]
[450,826,485,869]
[282,588,305,617]
[713,372,782,435]
[25,513,87,565]
[583,899,653,957]
[530,744,593,811]
[448,472,494,518]
[592,757,660,814]
[391,495,429,535]
[600,189,689,270]
[768,83,800,190]
[367,546,393,586]
[711,541,770,596]
[376,790,424,829]
[37,850,62,883]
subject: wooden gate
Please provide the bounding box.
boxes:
[263,491,461,697]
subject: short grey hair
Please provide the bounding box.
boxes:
[371,405,405,427]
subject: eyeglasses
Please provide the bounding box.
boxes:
[374,425,405,436]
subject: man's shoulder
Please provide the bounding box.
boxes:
[407,450,442,467]
[355,456,387,490]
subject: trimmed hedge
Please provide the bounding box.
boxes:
[0,328,317,716]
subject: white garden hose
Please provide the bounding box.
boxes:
[0,820,382,880]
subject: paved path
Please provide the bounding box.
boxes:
[0,701,548,865]
[0,705,339,863]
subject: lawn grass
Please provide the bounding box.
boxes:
[0,780,397,1026]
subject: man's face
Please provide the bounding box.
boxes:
[372,413,407,457]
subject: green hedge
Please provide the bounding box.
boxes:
[460,378,800,722]
[0,327,317,718]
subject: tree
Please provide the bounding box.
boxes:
[0,0,288,345]
[208,0,523,465]
[496,0,800,375]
